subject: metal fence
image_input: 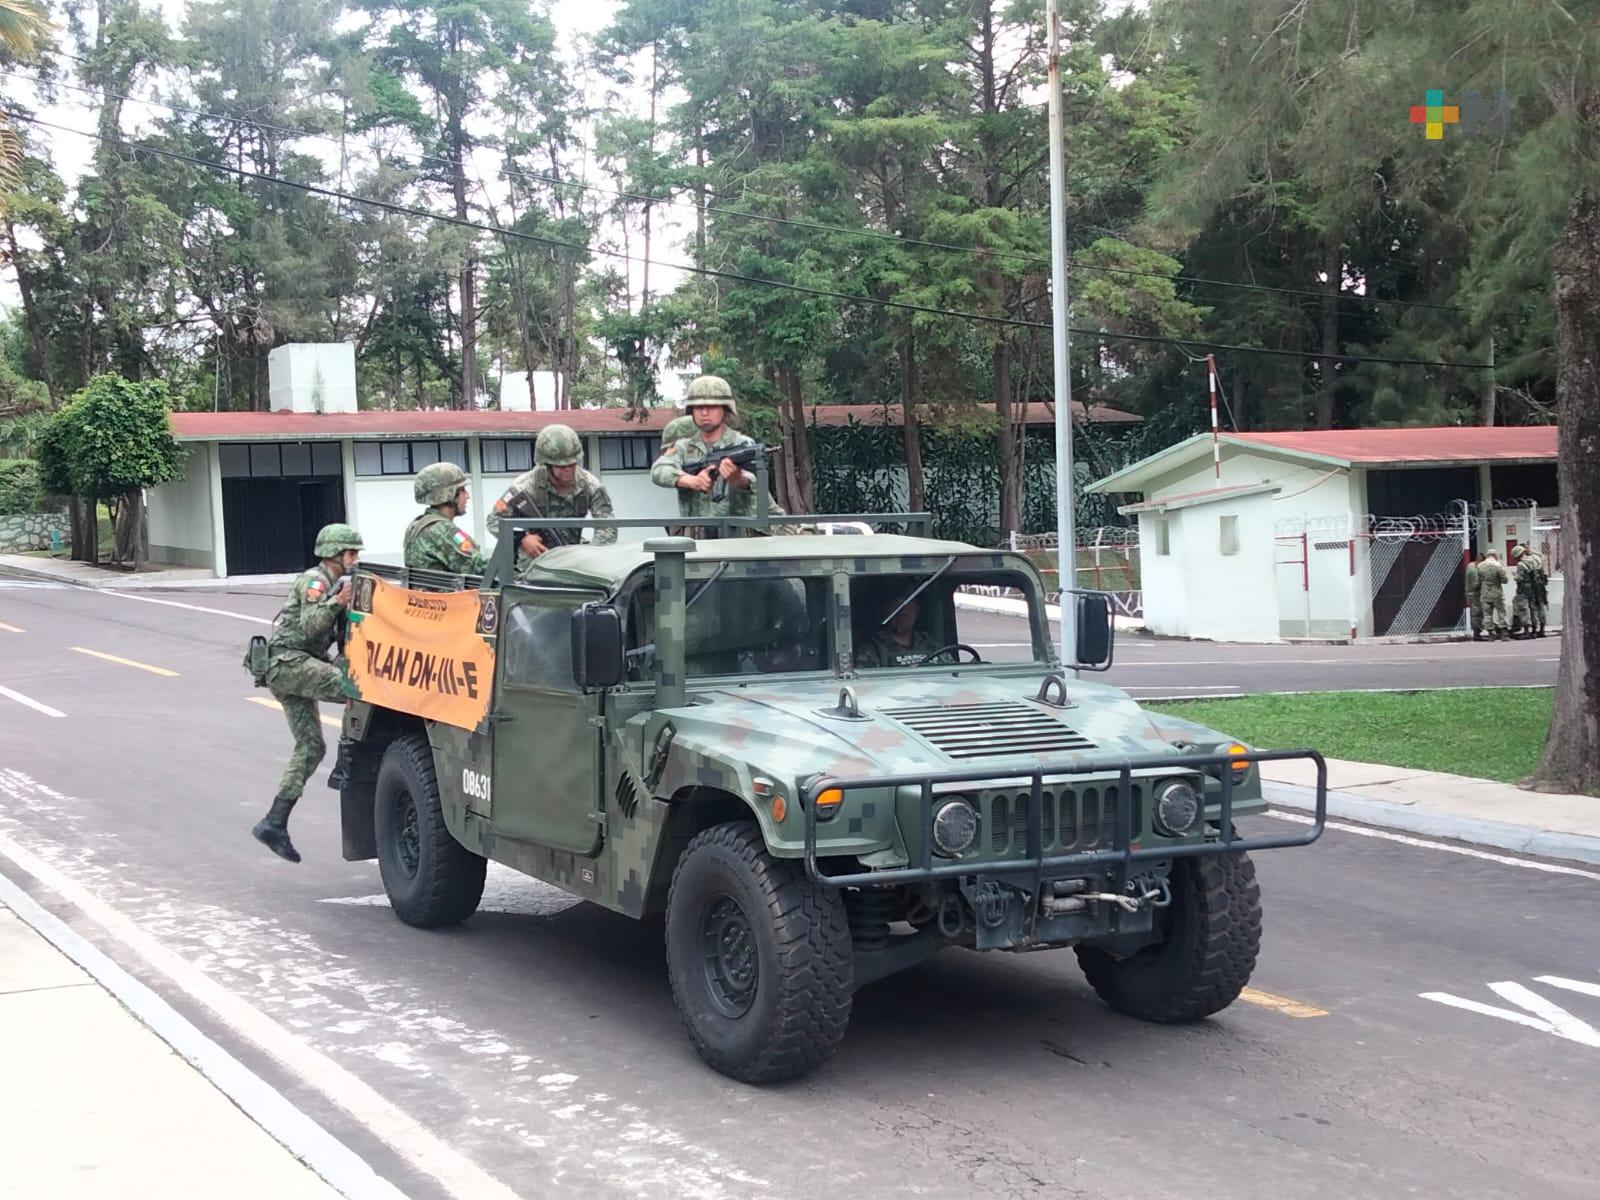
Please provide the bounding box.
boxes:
[1005,528,1142,616]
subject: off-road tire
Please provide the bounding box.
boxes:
[665,822,853,1083]
[375,734,487,929]
[1075,850,1261,1023]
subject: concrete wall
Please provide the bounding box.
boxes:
[1135,510,1187,637]
[1177,492,1280,642]
[147,445,217,568]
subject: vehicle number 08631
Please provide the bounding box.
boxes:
[462,767,492,805]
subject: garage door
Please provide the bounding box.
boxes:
[219,442,346,576]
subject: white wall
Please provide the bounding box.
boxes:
[591,469,673,543]
[147,444,217,568]
[347,476,419,564]
[1135,510,1187,637]
[1177,492,1280,642]
[268,344,357,413]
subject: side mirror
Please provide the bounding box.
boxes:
[571,603,624,691]
[1073,591,1114,671]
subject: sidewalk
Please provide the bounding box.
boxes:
[0,552,293,591]
[0,896,340,1199]
[1262,756,1600,867]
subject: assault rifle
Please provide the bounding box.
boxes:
[696,442,781,502]
[513,493,581,552]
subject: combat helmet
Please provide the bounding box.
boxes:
[414,461,469,506]
[313,522,364,558]
[536,423,583,467]
[1511,544,1527,560]
[684,374,737,416]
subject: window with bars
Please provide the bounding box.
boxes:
[598,435,660,472]
[219,441,343,479]
[481,439,535,475]
[352,440,468,477]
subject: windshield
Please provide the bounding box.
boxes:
[850,570,1046,669]
[684,575,832,676]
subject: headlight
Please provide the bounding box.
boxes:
[931,798,980,857]
[1153,779,1202,837]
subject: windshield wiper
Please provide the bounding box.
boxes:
[686,561,730,610]
[881,556,957,626]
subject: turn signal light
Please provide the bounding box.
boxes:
[1226,743,1252,777]
[771,795,787,823]
[815,787,844,814]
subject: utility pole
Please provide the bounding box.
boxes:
[1047,0,1077,669]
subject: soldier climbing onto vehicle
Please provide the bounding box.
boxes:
[250,522,363,863]
[494,423,618,566]
[1477,549,1510,639]
[650,374,798,537]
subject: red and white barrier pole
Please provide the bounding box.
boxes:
[1207,353,1220,481]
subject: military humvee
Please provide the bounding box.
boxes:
[335,503,1325,1084]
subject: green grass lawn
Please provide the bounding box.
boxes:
[1147,688,1554,784]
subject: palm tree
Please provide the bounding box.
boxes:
[0,0,52,203]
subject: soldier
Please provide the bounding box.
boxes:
[651,374,793,537]
[1465,554,1484,641]
[1510,545,1548,638]
[494,423,617,557]
[404,461,489,575]
[659,411,696,452]
[252,522,363,863]
[1529,548,1550,637]
[1477,549,1509,640]
[855,583,946,669]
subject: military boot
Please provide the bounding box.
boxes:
[252,795,302,863]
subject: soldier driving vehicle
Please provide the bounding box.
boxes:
[330,494,1325,1084]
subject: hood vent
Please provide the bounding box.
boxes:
[880,701,1096,761]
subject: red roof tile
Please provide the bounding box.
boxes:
[1229,426,1555,464]
[168,401,1138,441]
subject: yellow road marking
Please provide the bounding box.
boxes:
[0,621,23,633]
[248,695,342,730]
[1239,988,1328,1018]
[71,647,178,677]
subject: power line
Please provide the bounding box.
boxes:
[3,68,1462,315]
[3,112,1495,371]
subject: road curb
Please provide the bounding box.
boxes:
[1265,781,1600,867]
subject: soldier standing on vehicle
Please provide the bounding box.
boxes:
[1477,550,1510,639]
[660,411,697,451]
[1465,554,1484,641]
[494,423,618,558]
[252,523,363,863]
[855,583,946,668]
[404,462,490,575]
[651,374,793,537]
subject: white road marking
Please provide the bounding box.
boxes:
[1264,811,1600,882]
[0,827,524,1200]
[1538,976,1600,1000]
[102,590,273,625]
[0,683,65,718]
[0,620,24,632]
[0,861,409,1200]
[1420,980,1600,1048]
[322,865,581,919]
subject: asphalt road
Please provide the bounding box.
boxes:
[0,579,1594,1200]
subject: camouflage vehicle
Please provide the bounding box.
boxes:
[334,504,1326,1084]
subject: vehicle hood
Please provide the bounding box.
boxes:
[661,671,1210,784]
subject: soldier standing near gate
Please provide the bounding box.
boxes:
[1466,554,1484,641]
[251,523,363,863]
[1477,550,1510,640]
[1510,545,1548,638]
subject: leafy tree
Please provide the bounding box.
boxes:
[38,373,183,564]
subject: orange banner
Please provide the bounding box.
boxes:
[345,577,496,731]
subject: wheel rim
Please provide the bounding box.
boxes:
[699,893,759,1018]
[392,791,421,879]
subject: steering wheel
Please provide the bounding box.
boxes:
[917,643,983,666]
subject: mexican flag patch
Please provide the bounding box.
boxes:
[304,578,326,601]
[452,528,475,553]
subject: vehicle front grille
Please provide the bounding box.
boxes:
[986,785,1144,855]
[881,701,1096,761]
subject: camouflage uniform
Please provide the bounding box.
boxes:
[495,465,618,546]
[404,511,488,574]
[651,429,796,538]
[1465,559,1483,638]
[1477,554,1509,637]
[854,628,944,669]
[660,414,697,450]
[253,521,363,864]
[1511,546,1547,636]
